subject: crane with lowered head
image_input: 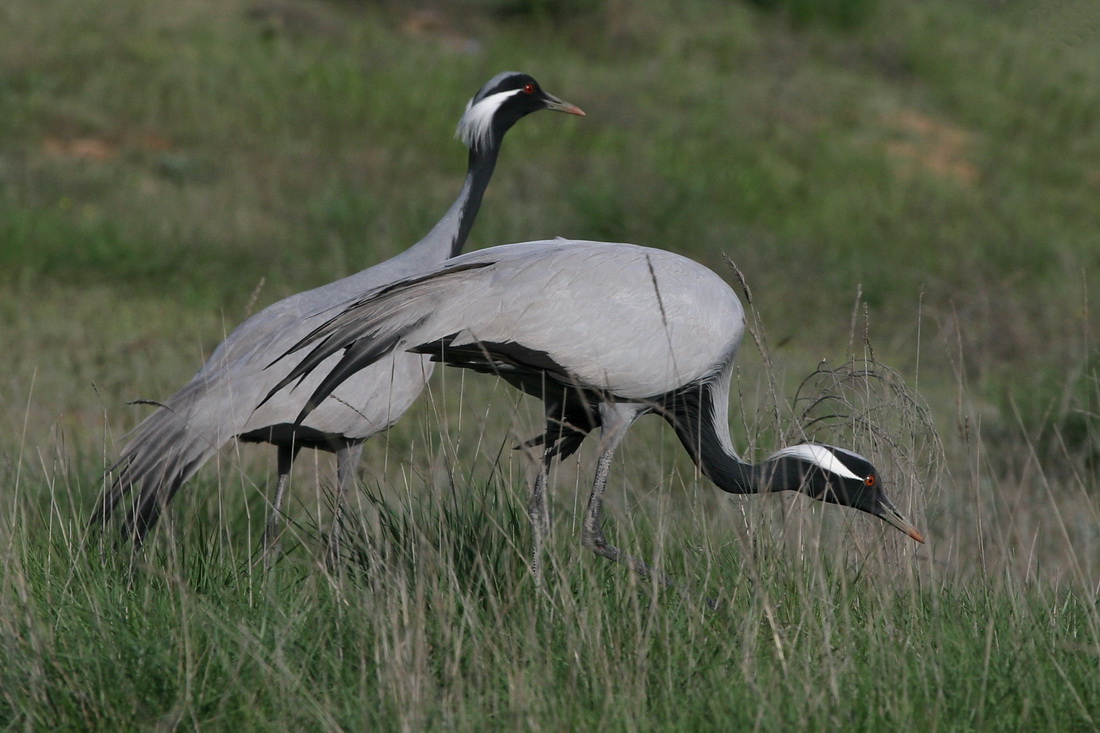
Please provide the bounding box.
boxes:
[266,239,926,581]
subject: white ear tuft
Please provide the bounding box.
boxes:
[455,88,522,152]
[769,444,862,481]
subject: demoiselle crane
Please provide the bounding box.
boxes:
[265,239,926,580]
[92,73,584,562]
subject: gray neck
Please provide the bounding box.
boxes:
[406,144,502,265]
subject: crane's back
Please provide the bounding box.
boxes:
[410,240,747,399]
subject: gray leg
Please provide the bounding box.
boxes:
[528,447,555,585]
[580,403,672,584]
[263,443,300,570]
[327,441,364,566]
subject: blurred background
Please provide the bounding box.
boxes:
[1,0,1098,580]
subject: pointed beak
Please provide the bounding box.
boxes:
[876,498,925,544]
[543,93,586,117]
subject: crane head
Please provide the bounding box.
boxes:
[769,444,926,543]
[456,71,584,153]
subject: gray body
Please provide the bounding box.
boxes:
[94,73,584,550]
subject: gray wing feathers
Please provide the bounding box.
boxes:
[266,262,497,415]
[92,262,413,539]
[293,327,420,423]
[93,375,241,542]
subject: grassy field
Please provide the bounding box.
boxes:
[2,0,1100,728]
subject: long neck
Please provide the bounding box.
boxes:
[665,376,805,495]
[406,143,502,264]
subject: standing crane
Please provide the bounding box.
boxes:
[93,73,584,563]
[266,239,926,581]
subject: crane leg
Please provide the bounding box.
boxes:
[263,443,301,570]
[528,447,555,585]
[327,441,364,567]
[581,403,671,586]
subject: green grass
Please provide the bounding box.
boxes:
[3,0,1100,728]
[3,474,1098,730]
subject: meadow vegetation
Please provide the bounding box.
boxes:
[2,0,1099,728]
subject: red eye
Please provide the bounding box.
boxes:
[523,83,535,95]
[865,475,876,487]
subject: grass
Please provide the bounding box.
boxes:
[3,471,1098,730]
[2,0,1100,728]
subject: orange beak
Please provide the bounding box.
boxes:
[877,500,925,544]
[543,93,586,117]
